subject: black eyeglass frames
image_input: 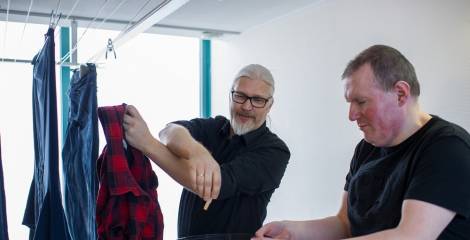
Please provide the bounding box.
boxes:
[230,90,272,108]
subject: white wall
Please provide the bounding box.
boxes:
[212,0,470,222]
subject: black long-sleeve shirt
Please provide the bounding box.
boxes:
[174,116,290,238]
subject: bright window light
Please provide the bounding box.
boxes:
[1,21,200,240]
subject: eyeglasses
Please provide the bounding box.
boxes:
[231,90,272,108]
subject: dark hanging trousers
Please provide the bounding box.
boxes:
[0,135,9,240]
[22,27,71,240]
[62,64,99,240]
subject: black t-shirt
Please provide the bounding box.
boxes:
[174,116,290,237]
[344,116,470,239]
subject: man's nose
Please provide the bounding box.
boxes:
[241,99,254,110]
[349,104,359,121]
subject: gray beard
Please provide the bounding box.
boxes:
[230,117,255,135]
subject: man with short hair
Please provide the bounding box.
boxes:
[253,45,470,239]
[124,64,290,238]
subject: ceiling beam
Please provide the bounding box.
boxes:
[0,8,240,38]
[87,0,190,62]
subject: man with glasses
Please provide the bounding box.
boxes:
[123,64,290,238]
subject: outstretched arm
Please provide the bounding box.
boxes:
[159,122,221,201]
[123,105,221,201]
[345,199,455,240]
[253,192,351,240]
[253,193,455,240]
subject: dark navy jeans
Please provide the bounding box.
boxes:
[0,136,9,240]
[22,27,71,240]
[62,63,98,240]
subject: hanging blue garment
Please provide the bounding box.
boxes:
[0,135,9,240]
[22,27,71,240]
[62,63,99,240]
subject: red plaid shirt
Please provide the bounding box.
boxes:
[96,104,164,240]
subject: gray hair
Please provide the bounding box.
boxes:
[232,64,275,95]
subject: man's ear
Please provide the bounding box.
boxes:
[268,98,274,110]
[394,81,411,106]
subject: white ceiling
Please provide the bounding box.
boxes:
[1,0,320,38]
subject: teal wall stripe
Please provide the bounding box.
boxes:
[200,39,211,118]
[60,27,71,144]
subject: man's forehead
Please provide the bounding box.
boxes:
[344,76,385,100]
[343,76,357,93]
[343,80,356,101]
[234,78,271,94]
[234,76,265,85]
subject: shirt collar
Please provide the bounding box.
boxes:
[219,120,268,145]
